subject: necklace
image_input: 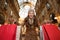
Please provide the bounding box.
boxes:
[29,18,34,25]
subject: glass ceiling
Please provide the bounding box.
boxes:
[18,0,37,18]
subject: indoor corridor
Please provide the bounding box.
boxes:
[0,0,60,40]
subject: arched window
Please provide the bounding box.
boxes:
[18,0,37,18]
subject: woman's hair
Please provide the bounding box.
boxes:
[24,9,38,27]
[0,13,5,24]
[28,9,36,15]
[24,15,39,27]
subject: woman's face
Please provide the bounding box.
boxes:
[28,11,34,18]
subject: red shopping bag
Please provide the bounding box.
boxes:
[0,24,17,40]
[42,24,60,40]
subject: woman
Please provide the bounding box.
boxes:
[24,9,39,40]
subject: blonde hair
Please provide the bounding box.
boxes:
[28,9,36,15]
